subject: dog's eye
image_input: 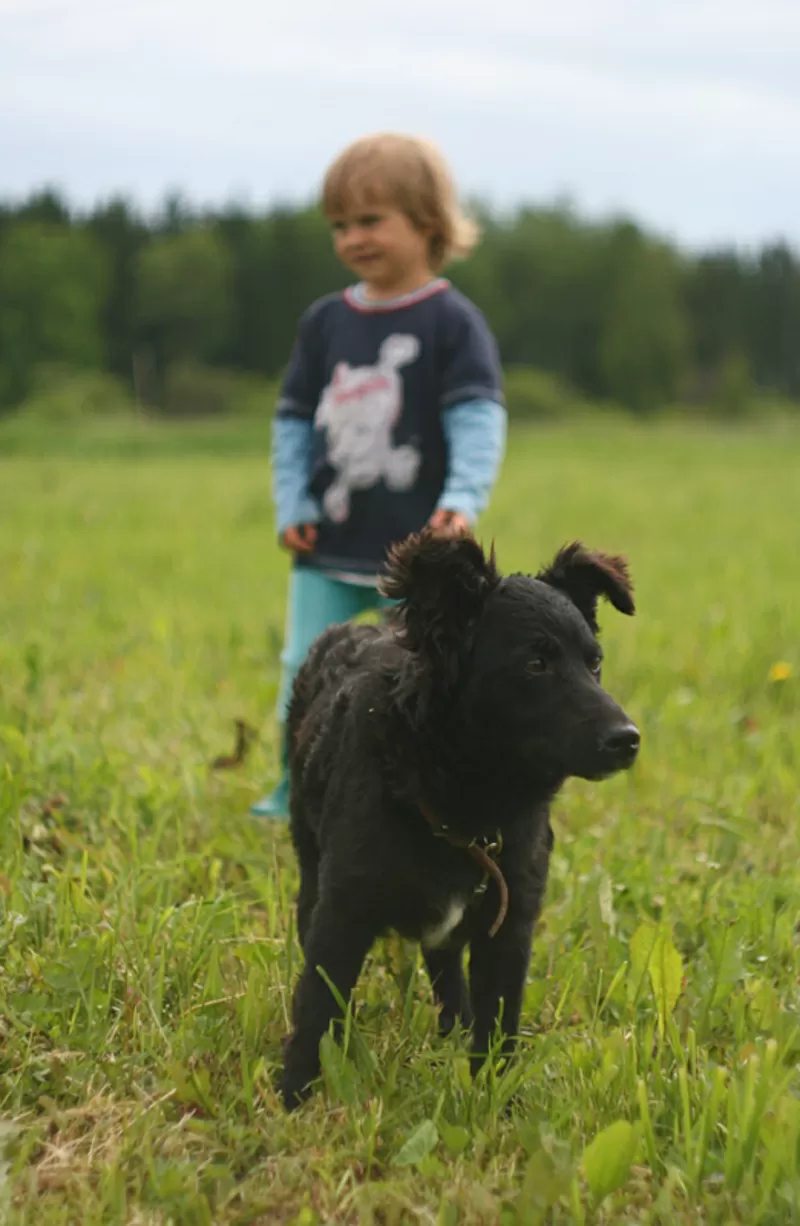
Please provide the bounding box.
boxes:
[527,656,548,676]
[589,655,603,677]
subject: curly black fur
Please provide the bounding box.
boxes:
[278,530,640,1109]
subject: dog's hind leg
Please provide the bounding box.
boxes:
[423,946,473,1036]
[295,848,320,952]
[290,812,320,951]
[279,900,374,1110]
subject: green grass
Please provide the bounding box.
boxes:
[1,418,799,1224]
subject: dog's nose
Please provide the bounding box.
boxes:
[600,722,640,764]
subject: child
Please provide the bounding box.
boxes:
[252,132,507,819]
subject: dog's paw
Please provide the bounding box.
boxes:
[278,1042,322,1112]
[278,1070,316,1112]
[438,1005,474,1038]
[438,1010,457,1037]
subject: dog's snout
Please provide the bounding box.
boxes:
[600,722,640,765]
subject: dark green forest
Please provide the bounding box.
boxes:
[1,188,799,419]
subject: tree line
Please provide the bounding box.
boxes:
[1,188,799,417]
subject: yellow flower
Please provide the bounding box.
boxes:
[768,661,793,683]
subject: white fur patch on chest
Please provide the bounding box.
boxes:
[421,899,467,949]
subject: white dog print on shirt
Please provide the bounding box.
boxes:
[315,334,422,523]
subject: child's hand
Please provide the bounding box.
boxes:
[427,509,471,539]
[282,524,318,554]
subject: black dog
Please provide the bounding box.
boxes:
[278,531,639,1109]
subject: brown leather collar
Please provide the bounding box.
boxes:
[419,805,509,938]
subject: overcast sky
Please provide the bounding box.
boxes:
[2,0,799,249]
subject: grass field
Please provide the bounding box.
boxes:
[1,417,799,1224]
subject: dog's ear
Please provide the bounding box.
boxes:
[537,542,634,632]
[381,529,499,679]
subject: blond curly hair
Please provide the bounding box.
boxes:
[321,132,479,272]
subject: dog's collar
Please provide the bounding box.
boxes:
[418,805,509,938]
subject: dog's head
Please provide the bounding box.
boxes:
[382,530,639,783]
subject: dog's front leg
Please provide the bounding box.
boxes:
[468,913,536,1077]
[279,901,374,1110]
[423,946,473,1035]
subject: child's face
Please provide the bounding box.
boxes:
[329,203,433,296]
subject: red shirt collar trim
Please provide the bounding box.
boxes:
[343,278,450,314]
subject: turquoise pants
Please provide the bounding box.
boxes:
[276,567,395,722]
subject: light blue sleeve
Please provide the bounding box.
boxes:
[437,398,507,523]
[271,416,321,535]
